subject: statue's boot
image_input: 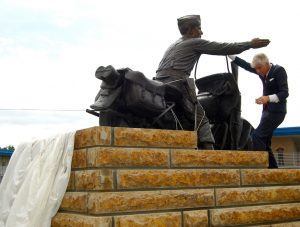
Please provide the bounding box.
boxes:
[199,142,214,150]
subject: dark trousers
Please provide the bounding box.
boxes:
[251,111,286,168]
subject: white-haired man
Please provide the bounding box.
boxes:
[229,53,289,168]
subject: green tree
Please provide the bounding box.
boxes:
[0,145,15,151]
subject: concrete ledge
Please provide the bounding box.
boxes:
[87,189,214,214]
[74,126,197,149]
[52,213,112,227]
[74,169,113,191]
[86,147,169,168]
[72,149,87,169]
[242,169,300,186]
[216,185,300,206]
[66,171,75,191]
[72,148,270,170]
[51,211,300,227]
[114,127,197,148]
[117,169,240,189]
[210,203,300,226]
[75,126,111,149]
[271,221,300,226]
[60,192,87,213]
[115,212,181,227]
[183,210,209,227]
[172,150,268,168]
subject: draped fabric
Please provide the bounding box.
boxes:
[0,132,75,227]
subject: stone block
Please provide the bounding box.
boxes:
[183,210,208,227]
[88,189,214,214]
[242,169,300,185]
[60,192,87,213]
[52,213,112,227]
[75,170,113,190]
[272,221,300,226]
[75,126,111,149]
[172,150,268,168]
[210,203,300,226]
[216,186,300,206]
[67,171,75,191]
[72,148,87,169]
[87,147,169,168]
[113,127,197,148]
[114,212,181,227]
[117,169,240,189]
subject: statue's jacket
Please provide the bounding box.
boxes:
[156,37,252,78]
[155,37,252,113]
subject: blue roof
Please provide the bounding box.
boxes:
[0,149,14,157]
[273,127,300,136]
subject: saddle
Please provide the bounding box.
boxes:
[91,66,174,118]
[124,71,166,117]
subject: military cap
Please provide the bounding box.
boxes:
[177,15,201,35]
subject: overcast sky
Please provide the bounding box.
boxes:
[1,0,299,147]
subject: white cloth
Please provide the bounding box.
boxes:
[0,132,75,227]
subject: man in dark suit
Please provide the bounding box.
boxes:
[229,53,289,168]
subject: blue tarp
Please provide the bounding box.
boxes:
[0,149,13,157]
[273,127,300,137]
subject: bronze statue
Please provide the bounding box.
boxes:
[88,62,253,150]
[88,14,270,150]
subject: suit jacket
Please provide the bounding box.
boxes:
[233,57,289,113]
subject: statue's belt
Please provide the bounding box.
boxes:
[156,69,189,79]
[156,69,197,104]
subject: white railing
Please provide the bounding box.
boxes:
[273,151,300,168]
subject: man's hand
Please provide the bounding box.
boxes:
[251,38,270,49]
[255,96,270,105]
